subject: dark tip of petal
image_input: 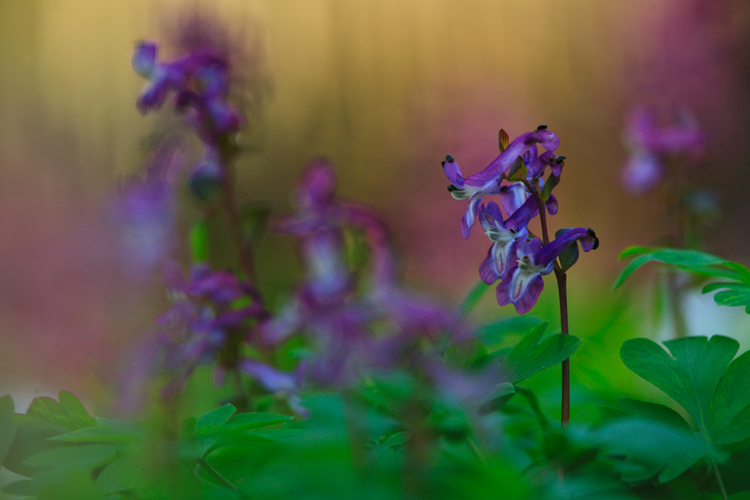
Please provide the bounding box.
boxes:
[445,155,455,163]
[441,161,445,167]
[588,228,600,250]
[555,155,566,164]
[447,185,458,192]
[536,124,548,130]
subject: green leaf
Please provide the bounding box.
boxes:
[620,336,738,437]
[540,173,560,202]
[34,468,102,500]
[26,392,96,431]
[710,349,750,445]
[4,392,96,477]
[2,479,33,496]
[599,417,713,483]
[504,322,582,383]
[458,280,491,317]
[444,337,488,370]
[189,219,210,263]
[50,418,147,444]
[24,443,120,470]
[196,404,236,430]
[224,412,295,432]
[614,246,750,290]
[506,156,527,183]
[471,316,543,353]
[0,395,18,466]
[620,398,692,432]
[702,282,750,313]
[554,228,580,273]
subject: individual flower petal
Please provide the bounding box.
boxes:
[499,183,528,217]
[478,201,528,281]
[460,195,483,239]
[545,194,559,215]
[526,151,557,179]
[133,41,158,78]
[442,155,464,187]
[497,271,545,315]
[298,158,338,211]
[537,227,599,267]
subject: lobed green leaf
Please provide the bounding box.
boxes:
[504,322,581,383]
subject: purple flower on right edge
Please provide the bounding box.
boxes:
[621,106,705,194]
[443,126,598,314]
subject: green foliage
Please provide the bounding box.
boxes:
[0,395,18,466]
[616,246,750,313]
[599,416,714,484]
[189,218,210,262]
[504,322,581,383]
[620,335,750,446]
[458,279,492,317]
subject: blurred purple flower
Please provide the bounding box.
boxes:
[266,158,458,387]
[240,360,310,418]
[133,41,244,145]
[622,107,705,194]
[496,228,598,314]
[111,139,186,279]
[127,263,267,399]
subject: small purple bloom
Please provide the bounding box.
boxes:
[496,228,598,314]
[132,41,244,144]
[477,201,528,285]
[622,106,705,194]
[443,127,559,238]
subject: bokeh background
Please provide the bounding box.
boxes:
[2,0,750,413]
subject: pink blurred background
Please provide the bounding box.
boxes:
[1,0,749,410]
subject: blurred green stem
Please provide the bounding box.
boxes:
[196,458,248,498]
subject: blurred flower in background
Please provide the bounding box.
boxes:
[621,106,705,195]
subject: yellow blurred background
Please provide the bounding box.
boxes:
[1,0,749,410]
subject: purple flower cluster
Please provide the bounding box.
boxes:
[145,262,310,415]
[621,107,705,194]
[133,41,244,145]
[133,40,249,205]
[443,126,598,314]
[264,158,455,386]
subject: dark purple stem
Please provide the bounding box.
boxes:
[523,179,569,428]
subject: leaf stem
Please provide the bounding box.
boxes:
[466,435,487,465]
[710,457,729,500]
[196,458,248,498]
[514,385,551,431]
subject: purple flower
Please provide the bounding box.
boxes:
[477,201,529,285]
[622,107,705,194]
[111,139,186,279]
[496,228,599,314]
[443,127,559,238]
[239,360,310,418]
[133,41,243,145]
